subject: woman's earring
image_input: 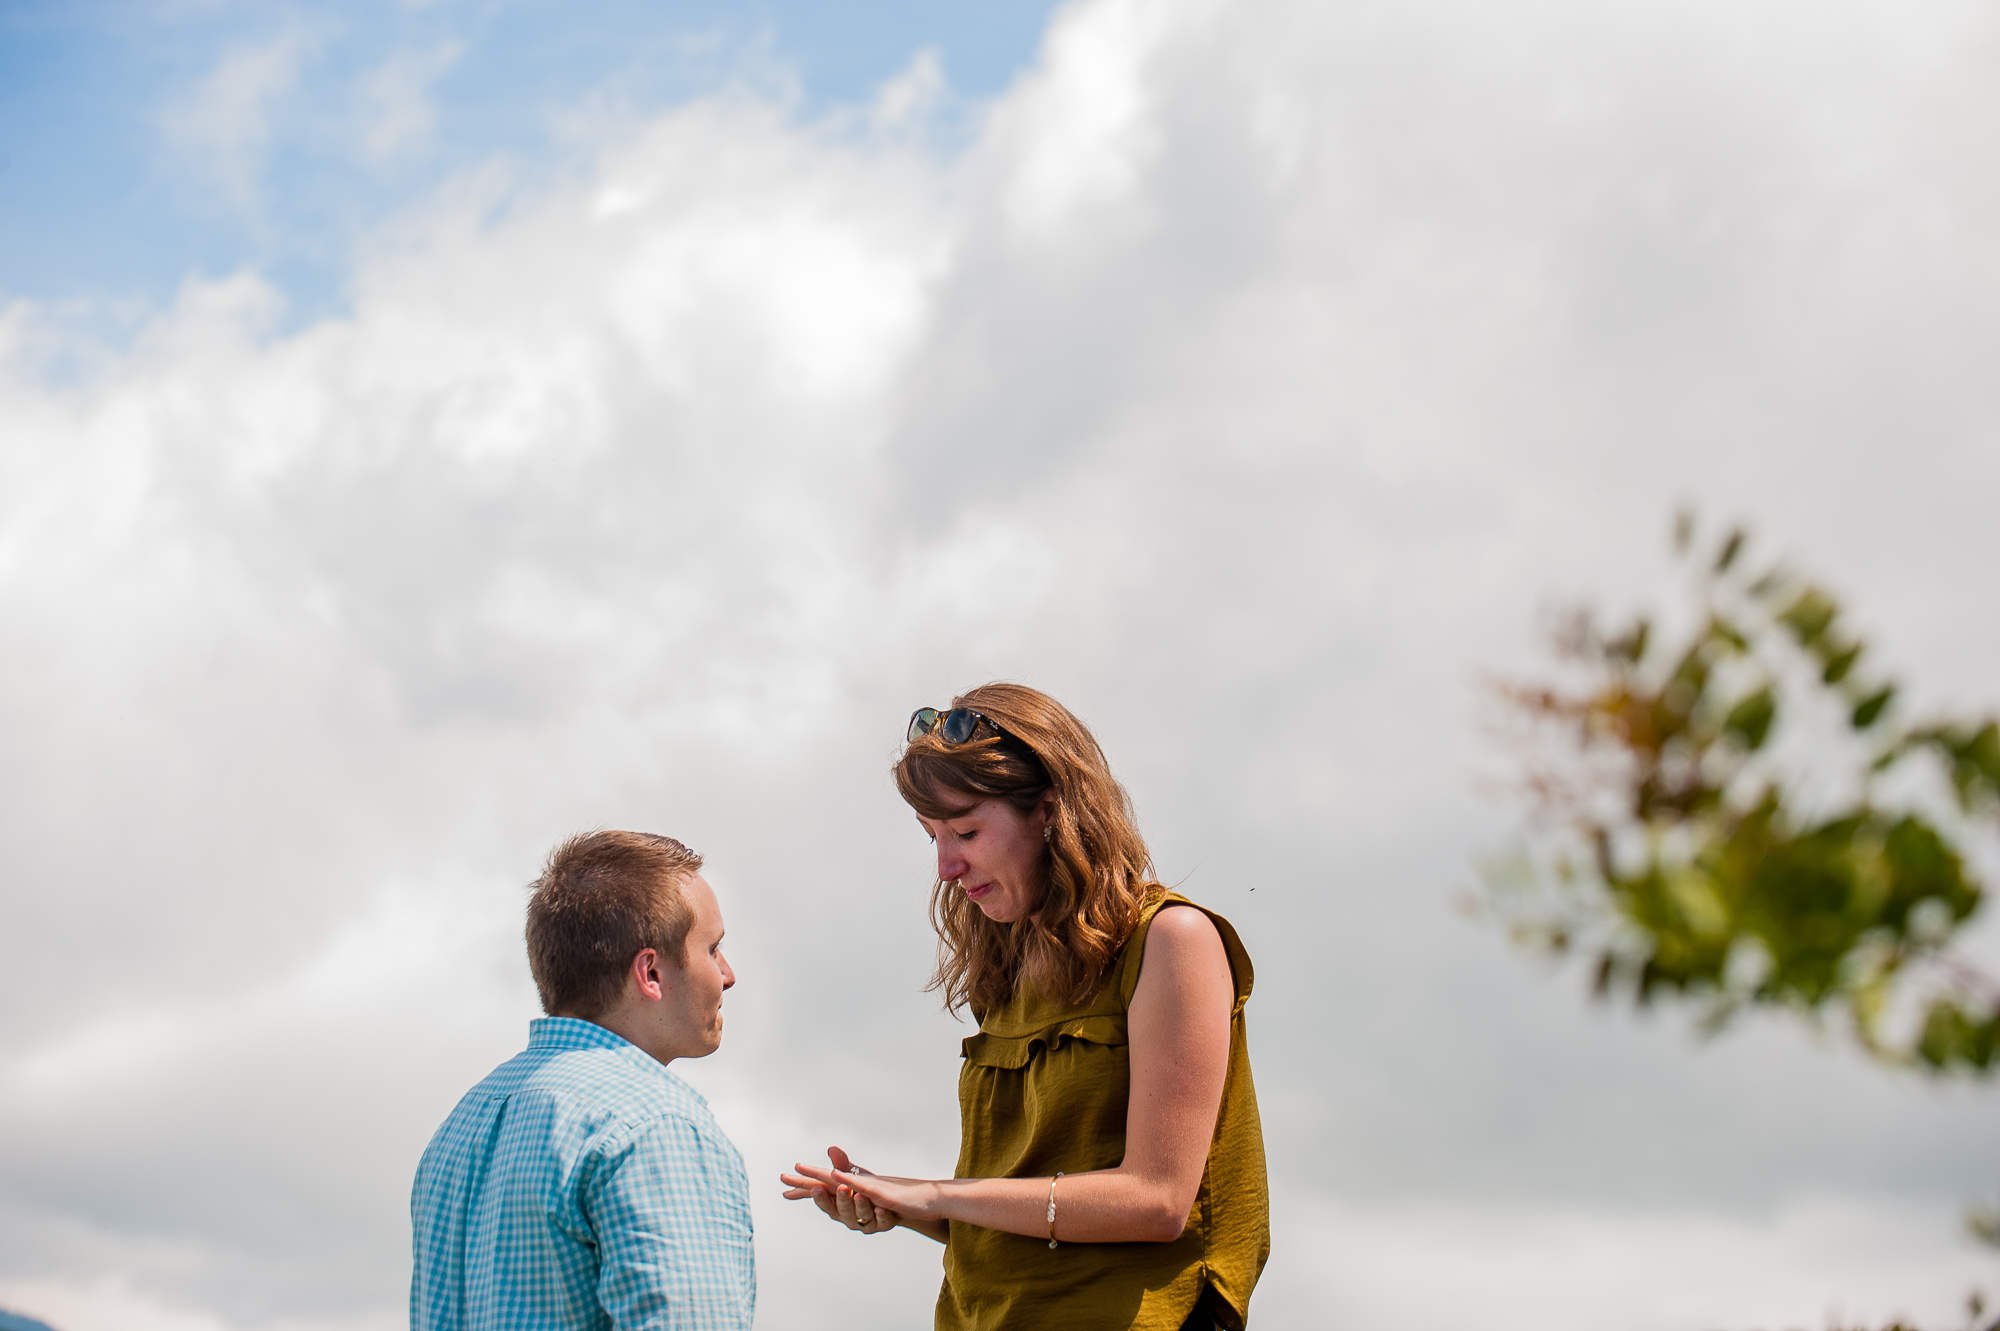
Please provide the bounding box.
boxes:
[1043,825,1053,844]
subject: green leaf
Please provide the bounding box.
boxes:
[1723,688,1777,751]
[1880,814,1980,924]
[1715,528,1746,573]
[1916,1000,1999,1073]
[1850,687,1893,729]
[1706,616,1749,653]
[1778,587,1838,648]
[1925,721,2000,809]
[1969,721,2000,794]
[1820,642,1861,684]
[1607,619,1650,664]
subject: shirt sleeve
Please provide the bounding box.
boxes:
[583,1111,757,1331]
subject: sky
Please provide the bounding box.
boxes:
[0,0,1053,318]
[2,1,2000,1329]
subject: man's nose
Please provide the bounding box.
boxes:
[719,952,736,990]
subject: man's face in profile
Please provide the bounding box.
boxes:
[659,873,734,1060]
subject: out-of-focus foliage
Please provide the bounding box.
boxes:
[1970,1202,2000,1250]
[1809,1291,2000,1331]
[1486,516,2000,1076]
[1813,1307,2000,1331]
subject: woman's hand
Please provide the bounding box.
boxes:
[780,1146,891,1232]
[780,1148,949,1242]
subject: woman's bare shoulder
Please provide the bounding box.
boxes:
[1144,902,1223,951]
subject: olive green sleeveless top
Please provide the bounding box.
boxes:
[937,892,1270,1331]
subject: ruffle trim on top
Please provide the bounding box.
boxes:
[960,1015,1129,1069]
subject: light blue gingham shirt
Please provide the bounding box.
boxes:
[411,1017,755,1331]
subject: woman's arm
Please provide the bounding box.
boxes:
[791,905,1233,1244]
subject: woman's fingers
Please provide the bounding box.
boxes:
[788,1162,840,1187]
[782,1157,896,1234]
[778,1169,881,1231]
[833,1168,877,1199]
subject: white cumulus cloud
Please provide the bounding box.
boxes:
[5,0,2000,1328]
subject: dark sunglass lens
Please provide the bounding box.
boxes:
[941,708,981,744]
[908,707,942,742]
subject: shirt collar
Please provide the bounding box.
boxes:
[527,1015,639,1054]
[523,1016,714,1114]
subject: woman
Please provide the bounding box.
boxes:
[781,683,1268,1331]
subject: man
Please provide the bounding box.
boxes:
[412,831,753,1331]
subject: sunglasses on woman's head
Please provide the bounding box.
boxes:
[907,706,1005,746]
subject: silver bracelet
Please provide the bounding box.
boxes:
[1046,1172,1064,1249]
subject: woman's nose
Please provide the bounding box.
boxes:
[936,845,968,881]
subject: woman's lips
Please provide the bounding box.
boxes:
[963,881,992,900]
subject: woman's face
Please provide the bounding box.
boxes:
[918,795,1053,925]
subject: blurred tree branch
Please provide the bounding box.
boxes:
[1483,513,2000,1077]
[1483,513,2000,1279]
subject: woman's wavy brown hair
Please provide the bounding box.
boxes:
[894,682,1159,1016]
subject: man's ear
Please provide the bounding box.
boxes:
[630,948,666,1002]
